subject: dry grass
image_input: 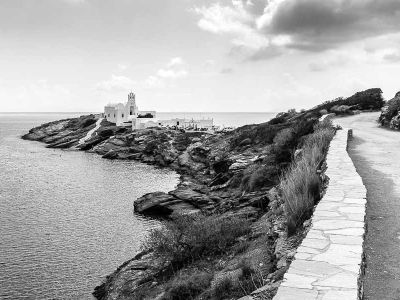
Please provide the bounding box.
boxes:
[162,271,213,300]
[280,120,335,234]
[143,214,251,268]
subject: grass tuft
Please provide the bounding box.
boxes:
[280,120,335,235]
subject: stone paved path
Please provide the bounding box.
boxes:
[336,112,400,300]
[273,128,366,300]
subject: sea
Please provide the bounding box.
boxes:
[0,112,275,300]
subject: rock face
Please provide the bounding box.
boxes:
[22,114,100,148]
[93,250,167,300]
[379,91,400,129]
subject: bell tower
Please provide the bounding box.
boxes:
[128,92,135,102]
[127,91,138,116]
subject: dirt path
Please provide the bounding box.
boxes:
[335,112,400,300]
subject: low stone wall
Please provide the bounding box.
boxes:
[273,128,367,300]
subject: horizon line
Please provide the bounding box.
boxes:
[0,111,279,114]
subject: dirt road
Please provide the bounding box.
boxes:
[336,112,400,299]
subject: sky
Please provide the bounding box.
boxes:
[0,0,400,112]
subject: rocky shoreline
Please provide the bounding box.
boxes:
[22,88,384,300]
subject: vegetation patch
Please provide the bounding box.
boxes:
[163,271,213,300]
[143,214,251,269]
[280,120,336,235]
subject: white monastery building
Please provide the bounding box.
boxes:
[104,92,157,129]
[104,92,214,131]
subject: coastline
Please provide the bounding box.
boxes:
[20,88,385,300]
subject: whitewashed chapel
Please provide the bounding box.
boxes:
[104,92,157,129]
[104,92,214,131]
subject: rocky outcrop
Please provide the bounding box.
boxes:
[22,114,100,148]
[93,250,167,300]
[379,91,400,129]
[310,88,384,116]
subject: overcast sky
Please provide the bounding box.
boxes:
[1,0,400,112]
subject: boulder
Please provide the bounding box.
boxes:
[239,138,252,146]
[134,191,201,217]
[134,192,178,214]
[102,150,118,159]
[188,142,210,163]
[93,250,167,300]
[177,152,206,172]
[169,187,212,207]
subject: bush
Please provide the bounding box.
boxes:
[240,164,279,192]
[230,122,287,149]
[212,277,236,300]
[98,128,115,137]
[143,214,251,267]
[211,260,264,299]
[163,271,213,300]
[82,118,97,128]
[281,122,335,235]
[380,98,400,126]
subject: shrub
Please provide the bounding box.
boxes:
[211,260,264,299]
[98,128,115,137]
[281,122,335,235]
[143,214,251,267]
[212,277,236,300]
[82,118,97,128]
[240,164,279,192]
[380,98,400,125]
[163,271,213,300]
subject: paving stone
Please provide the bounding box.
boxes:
[301,238,330,250]
[290,260,342,278]
[343,198,366,205]
[281,273,317,289]
[329,235,363,245]
[274,286,318,300]
[314,271,358,289]
[324,227,364,236]
[306,230,326,240]
[297,246,322,255]
[340,264,360,274]
[296,252,314,260]
[313,211,342,218]
[313,220,363,230]
[321,290,357,299]
[339,206,365,214]
[312,244,362,266]
[345,213,365,222]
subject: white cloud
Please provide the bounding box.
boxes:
[157,68,188,79]
[167,57,185,68]
[144,57,188,88]
[95,75,136,92]
[193,2,270,51]
[117,64,129,71]
[96,58,188,92]
[193,0,400,60]
[144,76,166,88]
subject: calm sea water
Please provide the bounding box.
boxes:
[157,112,276,127]
[0,112,274,300]
[0,113,179,300]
